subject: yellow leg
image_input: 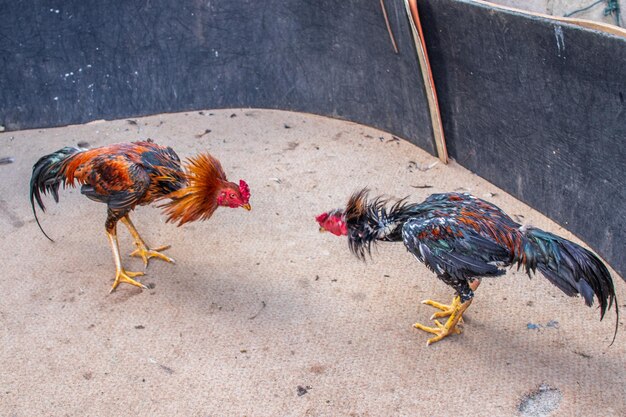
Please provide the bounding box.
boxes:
[422,280,480,320]
[422,296,463,320]
[414,298,473,345]
[106,228,147,293]
[120,215,175,267]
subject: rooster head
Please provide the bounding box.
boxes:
[217,179,251,210]
[161,153,251,226]
[315,209,347,236]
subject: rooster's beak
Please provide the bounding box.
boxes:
[242,203,252,211]
[318,227,327,233]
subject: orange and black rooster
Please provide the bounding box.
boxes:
[317,189,620,345]
[30,140,251,292]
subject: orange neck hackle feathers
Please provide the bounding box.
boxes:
[160,152,228,226]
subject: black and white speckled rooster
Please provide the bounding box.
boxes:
[316,189,619,345]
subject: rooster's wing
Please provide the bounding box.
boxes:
[402,217,510,280]
[78,154,151,212]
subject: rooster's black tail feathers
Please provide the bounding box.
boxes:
[523,227,618,343]
[29,147,83,241]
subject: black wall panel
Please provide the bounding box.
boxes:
[419,0,626,277]
[0,0,435,154]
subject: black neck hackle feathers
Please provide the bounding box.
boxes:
[344,188,425,260]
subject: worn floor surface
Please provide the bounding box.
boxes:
[1,109,624,416]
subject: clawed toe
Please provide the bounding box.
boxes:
[110,269,147,293]
[130,245,175,267]
[414,296,472,345]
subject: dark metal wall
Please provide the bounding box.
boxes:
[418,0,626,277]
[0,0,435,154]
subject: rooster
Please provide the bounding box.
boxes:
[317,189,619,345]
[30,140,251,292]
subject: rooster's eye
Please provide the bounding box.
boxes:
[230,193,236,198]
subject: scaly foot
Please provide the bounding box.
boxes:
[130,244,175,268]
[110,269,147,293]
[414,298,472,345]
[120,215,176,267]
[414,319,463,345]
[422,296,463,321]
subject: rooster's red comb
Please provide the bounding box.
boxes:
[239,180,250,203]
[315,213,329,224]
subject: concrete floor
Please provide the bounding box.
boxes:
[1,109,624,416]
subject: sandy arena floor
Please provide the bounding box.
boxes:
[1,109,624,416]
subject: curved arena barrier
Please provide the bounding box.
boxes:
[1,0,624,276]
[417,0,625,277]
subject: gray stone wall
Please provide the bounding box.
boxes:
[490,0,623,26]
